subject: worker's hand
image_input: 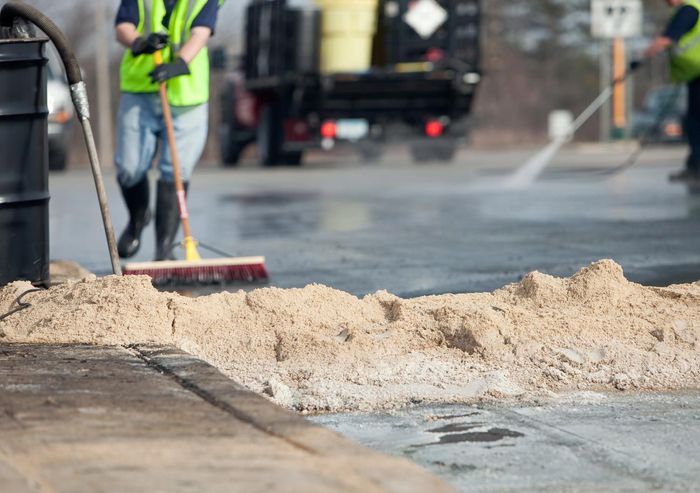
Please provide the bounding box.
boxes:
[131,33,169,56]
[149,57,190,84]
[643,36,673,59]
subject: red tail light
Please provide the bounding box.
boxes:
[425,120,444,138]
[321,120,337,139]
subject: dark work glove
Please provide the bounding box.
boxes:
[628,59,644,72]
[149,57,190,84]
[131,33,169,56]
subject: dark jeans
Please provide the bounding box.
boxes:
[686,78,700,171]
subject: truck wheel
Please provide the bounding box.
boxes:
[410,139,458,163]
[258,104,304,167]
[258,104,283,167]
[220,124,243,167]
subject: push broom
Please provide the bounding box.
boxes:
[123,51,268,284]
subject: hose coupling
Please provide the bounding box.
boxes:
[70,81,90,121]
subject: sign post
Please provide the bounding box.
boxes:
[591,0,643,140]
[612,37,627,137]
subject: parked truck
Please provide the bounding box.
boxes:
[220,0,481,166]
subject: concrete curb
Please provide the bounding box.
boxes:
[132,345,456,493]
[0,343,454,493]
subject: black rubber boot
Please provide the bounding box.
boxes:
[155,180,188,261]
[117,178,151,259]
[670,156,700,183]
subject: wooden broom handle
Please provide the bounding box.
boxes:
[154,51,194,241]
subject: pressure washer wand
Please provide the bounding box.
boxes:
[0,2,122,276]
[504,60,645,189]
[571,60,645,137]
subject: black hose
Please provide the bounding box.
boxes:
[0,2,82,85]
[594,85,683,178]
[0,288,44,323]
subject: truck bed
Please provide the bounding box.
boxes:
[247,68,478,121]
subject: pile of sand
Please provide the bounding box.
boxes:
[1,260,699,412]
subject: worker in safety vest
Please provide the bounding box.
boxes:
[114,0,223,261]
[644,0,700,182]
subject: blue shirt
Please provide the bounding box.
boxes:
[664,5,699,42]
[115,0,219,34]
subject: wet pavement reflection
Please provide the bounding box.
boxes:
[49,149,700,297]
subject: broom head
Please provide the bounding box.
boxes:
[123,256,268,285]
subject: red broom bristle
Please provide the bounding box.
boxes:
[124,262,269,286]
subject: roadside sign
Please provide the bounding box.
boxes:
[404,0,448,40]
[591,0,643,39]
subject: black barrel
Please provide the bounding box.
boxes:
[0,38,49,286]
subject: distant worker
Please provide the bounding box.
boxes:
[114,0,222,261]
[644,0,700,182]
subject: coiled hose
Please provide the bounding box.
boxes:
[0,2,122,276]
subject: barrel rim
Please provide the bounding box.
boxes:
[0,37,48,45]
[0,192,51,207]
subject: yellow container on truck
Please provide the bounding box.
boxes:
[315,0,378,74]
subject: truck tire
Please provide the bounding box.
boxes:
[219,82,245,167]
[258,104,283,167]
[258,103,304,167]
[220,124,243,167]
[410,138,458,164]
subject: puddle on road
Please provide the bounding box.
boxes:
[219,190,373,234]
[220,191,321,206]
[414,427,525,448]
[428,423,486,434]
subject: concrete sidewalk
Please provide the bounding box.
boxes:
[0,344,453,493]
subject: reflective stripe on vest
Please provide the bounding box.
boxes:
[120,0,212,106]
[671,0,700,83]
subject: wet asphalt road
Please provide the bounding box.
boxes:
[312,392,700,493]
[49,144,700,296]
[46,144,700,492]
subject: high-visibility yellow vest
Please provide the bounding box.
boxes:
[120,0,219,106]
[671,0,700,83]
